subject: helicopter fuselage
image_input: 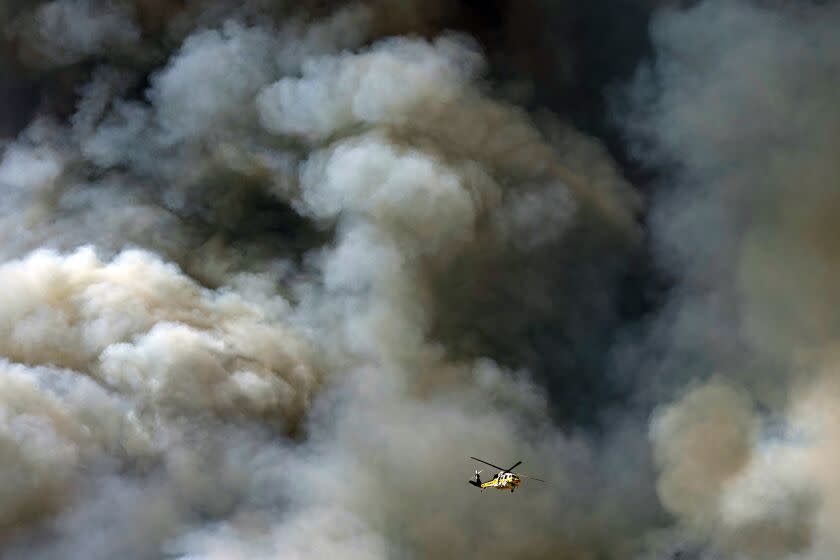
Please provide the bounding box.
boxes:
[472,471,521,492]
[469,457,541,493]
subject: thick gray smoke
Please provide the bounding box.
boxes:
[0,1,654,559]
[622,1,840,558]
[0,0,835,559]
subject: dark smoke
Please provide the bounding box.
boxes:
[0,1,834,559]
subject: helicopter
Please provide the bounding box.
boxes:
[468,456,545,493]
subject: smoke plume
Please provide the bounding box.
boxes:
[622,1,840,558]
[0,0,835,559]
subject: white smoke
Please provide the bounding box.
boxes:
[12,0,142,68]
[624,1,840,558]
[0,1,654,559]
[16,0,838,558]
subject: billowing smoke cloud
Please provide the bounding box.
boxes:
[2,0,834,558]
[622,1,840,558]
[0,1,660,559]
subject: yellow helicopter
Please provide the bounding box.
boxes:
[468,457,545,493]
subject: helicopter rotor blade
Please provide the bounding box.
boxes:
[470,457,507,472]
[505,461,522,472]
[518,474,545,483]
